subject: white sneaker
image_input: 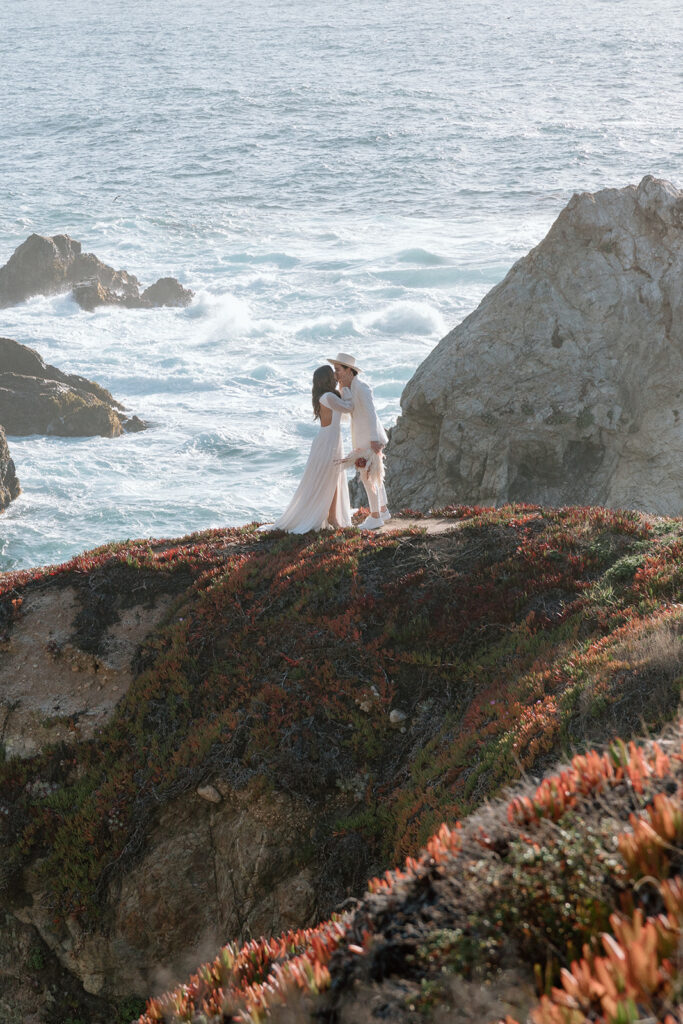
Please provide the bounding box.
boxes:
[380,508,392,521]
[359,515,384,530]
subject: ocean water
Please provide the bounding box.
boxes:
[0,0,680,570]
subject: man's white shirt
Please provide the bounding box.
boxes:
[348,376,388,449]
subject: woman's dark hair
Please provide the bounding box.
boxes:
[312,365,339,420]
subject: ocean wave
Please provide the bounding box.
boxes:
[371,380,405,398]
[294,316,361,341]
[104,374,222,396]
[376,266,494,288]
[233,363,280,383]
[364,301,446,337]
[222,252,300,269]
[179,431,257,459]
[394,247,451,266]
[184,290,253,339]
[7,291,81,317]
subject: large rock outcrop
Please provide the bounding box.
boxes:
[386,175,683,515]
[0,426,20,510]
[0,337,145,436]
[0,233,193,309]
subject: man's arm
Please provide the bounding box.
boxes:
[357,380,388,450]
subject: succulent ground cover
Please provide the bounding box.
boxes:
[137,727,683,1023]
[0,505,681,1020]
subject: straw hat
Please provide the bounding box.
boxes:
[328,352,362,373]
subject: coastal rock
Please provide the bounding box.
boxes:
[0,373,124,437]
[71,279,132,312]
[0,337,145,437]
[140,276,194,308]
[0,336,120,407]
[0,234,138,307]
[72,277,193,311]
[386,175,683,515]
[0,233,193,309]
[1,512,681,1009]
[0,425,20,510]
[121,414,147,433]
[18,785,317,998]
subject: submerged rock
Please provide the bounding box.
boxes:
[0,425,20,510]
[121,414,147,433]
[386,175,683,515]
[140,276,194,308]
[0,233,193,309]
[0,336,146,437]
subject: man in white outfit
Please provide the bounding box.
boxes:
[329,352,391,530]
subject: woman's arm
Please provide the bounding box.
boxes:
[320,388,354,412]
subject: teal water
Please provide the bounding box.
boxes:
[0,0,681,568]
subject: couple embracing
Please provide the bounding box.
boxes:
[263,353,390,534]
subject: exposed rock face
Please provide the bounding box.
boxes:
[386,175,683,515]
[0,583,177,759]
[0,553,327,1001]
[0,335,120,406]
[0,373,124,437]
[0,425,20,510]
[0,571,319,1000]
[16,784,317,998]
[0,336,146,437]
[0,233,193,309]
[71,279,129,311]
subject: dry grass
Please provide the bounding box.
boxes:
[613,607,683,680]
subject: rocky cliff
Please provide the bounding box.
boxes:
[0,507,681,1022]
[0,336,145,437]
[386,176,683,515]
[0,234,193,310]
[0,426,20,511]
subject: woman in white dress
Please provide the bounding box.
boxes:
[265,365,353,533]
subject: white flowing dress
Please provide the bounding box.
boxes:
[266,389,353,533]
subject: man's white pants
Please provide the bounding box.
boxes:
[360,464,387,518]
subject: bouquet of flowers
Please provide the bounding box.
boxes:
[335,446,384,489]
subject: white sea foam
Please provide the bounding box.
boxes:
[365,302,446,337]
[294,317,361,341]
